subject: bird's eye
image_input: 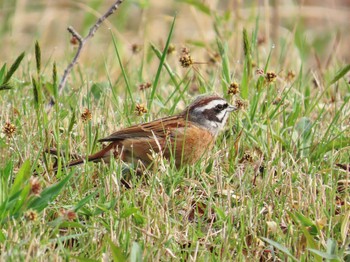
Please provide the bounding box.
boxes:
[215,103,228,111]
[215,104,224,111]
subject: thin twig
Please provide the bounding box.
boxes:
[47,0,124,110]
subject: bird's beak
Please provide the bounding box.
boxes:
[227,104,237,112]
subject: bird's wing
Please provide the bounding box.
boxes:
[98,115,187,142]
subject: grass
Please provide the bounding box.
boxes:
[1,0,350,261]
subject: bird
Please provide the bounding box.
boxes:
[54,94,236,169]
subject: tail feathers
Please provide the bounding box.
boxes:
[51,143,116,171]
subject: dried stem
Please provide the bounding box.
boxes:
[47,0,124,110]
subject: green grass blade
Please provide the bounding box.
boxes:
[0,64,6,83]
[0,230,5,243]
[130,242,143,262]
[28,173,72,212]
[240,29,252,99]
[73,192,97,212]
[52,62,58,99]
[32,77,40,110]
[68,109,76,134]
[0,161,13,206]
[216,38,231,93]
[148,15,176,111]
[150,43,179,87]
[176,0,211,15]
[35,41,41,75]
[311,135,350,162]
[260,237,299,261]
[9,160,31,196]
[12,184,31,215]
[242,28,252,78]
[111,33,134,105]
[318,96,349,142]
[307,248,340,260]
[328,64,350,85]
[326,238,338,258]
[341,211,350,244]
[289,212,322,262]
[2,51,25,85]
[107,238,126,262]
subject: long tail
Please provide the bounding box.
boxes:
[48,143,116,171]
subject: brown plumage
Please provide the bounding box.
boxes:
[53,95,236,169]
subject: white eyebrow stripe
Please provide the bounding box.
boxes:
[194,99,225,112]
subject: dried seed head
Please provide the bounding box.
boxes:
[2,122,16,138]
[81,108,92,122]
[30,177,42,196]
[285,70,296,82]
[131,43,142,54]
[242,152,253,162]
[181,47,190,55]
[265,71,277,83]
[234,99,248,110]
[25,210,38,221]
[272,96,283,105]
[256,68,264,76]
[228,82,240,95]
[167,44,176,55]
[179,47,193,68]
[179,54,193,68]
[135,104,148,116]
[66,210,77,221]
[60,209,77,221]
[139,82,152,91]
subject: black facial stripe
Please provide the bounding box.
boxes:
[215,103,228,112]
[203,109,226,123]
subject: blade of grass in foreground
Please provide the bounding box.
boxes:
[0,51,25,90]
[328,64,350,85]
[108,238,126,262]
[148,15,176,111]
[9,160,31,197]
[308,238,340,261]
[260,237,299,262]
[240,28,253,99]
[216,38,231,89]
[111,33,134,105]
[28,173,72,212]
[307,64,350,116]
[150,43,179,87]
[177,0,211,15]
[289,211,322,262]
